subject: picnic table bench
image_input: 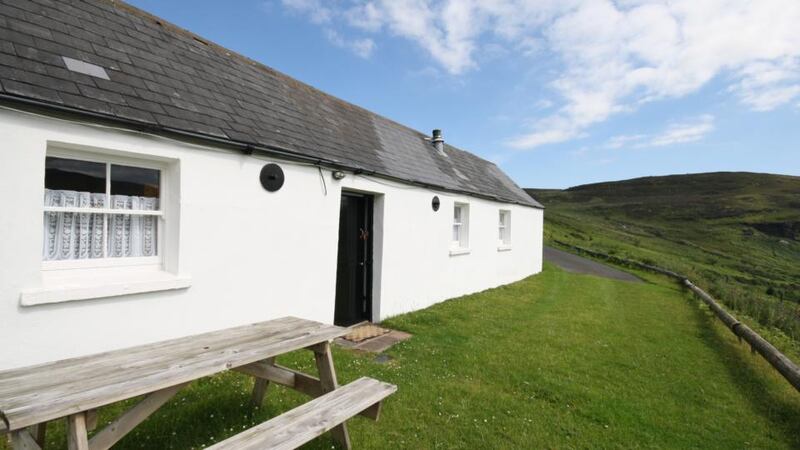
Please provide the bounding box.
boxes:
[0,316,396,449]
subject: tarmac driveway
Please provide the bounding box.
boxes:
[544,246,642,283]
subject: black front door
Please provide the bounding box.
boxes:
[334,192,373,326]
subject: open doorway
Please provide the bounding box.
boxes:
[334,191,373,326]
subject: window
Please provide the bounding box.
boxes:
[452,202,469,250]
[43,154,163,269]
[499,210,511,247]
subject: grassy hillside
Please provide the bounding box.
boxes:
[4,265,799,449]
[527,171,800,340]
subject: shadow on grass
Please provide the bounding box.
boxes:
[98,375,333,450]
[686,294,800,447]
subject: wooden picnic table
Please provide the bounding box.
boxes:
[0,316,395,450]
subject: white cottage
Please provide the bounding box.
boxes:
[0,0,543,369]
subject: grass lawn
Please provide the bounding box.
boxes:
[4,263,800,449]
[528,172,800,342]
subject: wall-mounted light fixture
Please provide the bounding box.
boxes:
[332,170,346,180]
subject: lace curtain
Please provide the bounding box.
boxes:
[43,189,159,261]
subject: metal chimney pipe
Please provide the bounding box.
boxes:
[432,129,444,153]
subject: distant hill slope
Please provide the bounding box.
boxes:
[527,172,800,339]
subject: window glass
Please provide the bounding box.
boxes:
[453,203,468,248]
[45,157,105,193]
[111,164,160,198]
[43,155,162,262]
[107,214,158,258]
[499,211,511,244]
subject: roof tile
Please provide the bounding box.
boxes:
[0,26,36,47]
[91,43,132,65]
[7,17,52,40]
[44,64,97,86]
[2,78,63,104]
[13,44,63,66]
[59,91,114,115]
[76,83,126,104]
[110,103,155,123]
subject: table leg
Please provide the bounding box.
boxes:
[32,422,47,448]
[66,413,89,450]
[85,409,98,432]
[10,429,41,450]
[250,356,276,407]
[312,341,351,450]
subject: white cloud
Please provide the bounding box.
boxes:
[648,115,715,147]
[277,0,800,149]
[731,58,800,111]
[508,0,800,149]
[604,134,646,149]
[606,115,715,149]
[325,29,376,58]
[506,127,576,149]
[280,0,332,24]
[345,2,384,32]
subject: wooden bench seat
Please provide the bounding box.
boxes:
[208,377,396,450]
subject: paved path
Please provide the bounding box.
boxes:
[544,246,642,283]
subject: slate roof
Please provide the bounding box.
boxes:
[0,0,541,208]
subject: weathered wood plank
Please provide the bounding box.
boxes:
[0,318,311,396]
[0,318,348,430]
[249,357,274,408]
[31,423,46,448]
[85,409,98,432]
[88,383,186,450]
[234,362,379,420]
[313,342,351,450]
[207,377,396,450]
[360,401,382,421]
[236,363,323,398]
[66,414,88,450]
[0,318,328,399]
[10,429,40,450]
[251,378,269,408]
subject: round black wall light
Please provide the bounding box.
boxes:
[431,196,440,211]
[260,163,285,192]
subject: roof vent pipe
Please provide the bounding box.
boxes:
[432,129,445,154]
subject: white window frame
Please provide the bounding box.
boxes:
[42,148,167,272]
[498,209,512,250]
[451,202,470,253]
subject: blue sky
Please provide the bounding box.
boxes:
[127,0,800,189]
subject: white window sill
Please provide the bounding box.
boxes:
[449,248,471,256]
[20,269,191,307]
[497,245,513,252]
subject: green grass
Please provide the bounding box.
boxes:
[527,172,800,342]
[5,264,800,449]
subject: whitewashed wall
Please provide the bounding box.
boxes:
[0,108,543,369]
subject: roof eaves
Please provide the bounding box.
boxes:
[0,92,543,208]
